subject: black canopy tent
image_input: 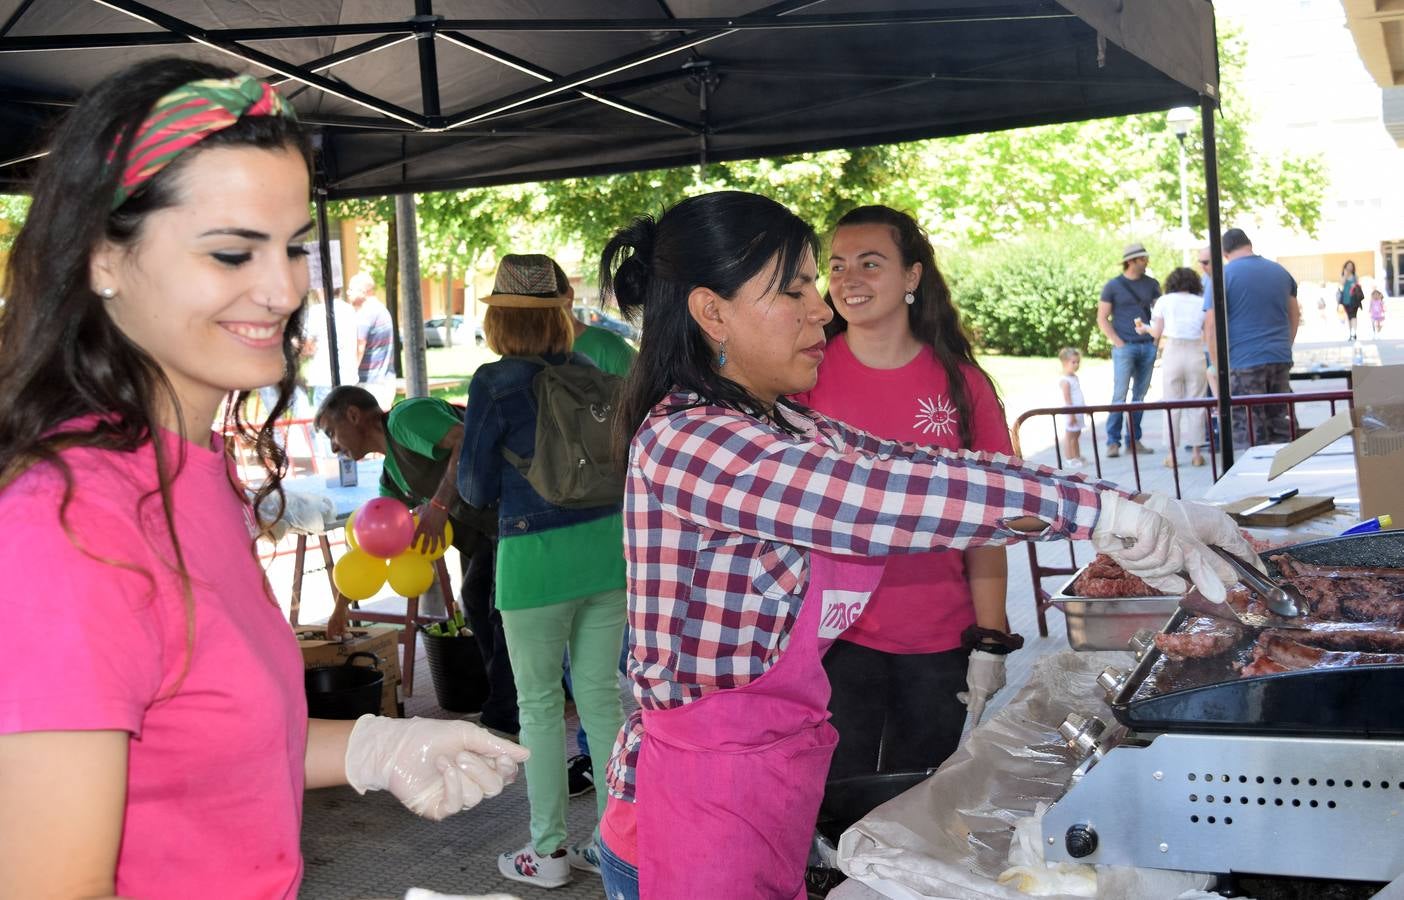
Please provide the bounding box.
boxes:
[0,0,1237,465]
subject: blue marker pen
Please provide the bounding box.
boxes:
[1340,514,1393,536]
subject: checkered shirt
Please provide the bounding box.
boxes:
[605,392,1116,801]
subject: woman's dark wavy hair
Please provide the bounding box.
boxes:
[1164,266,1203,296]
[0,58,312,654]
[600,191,820,448]
[823,205,999,447]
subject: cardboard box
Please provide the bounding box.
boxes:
[294,625,402,717]
[1270,364,1404,528]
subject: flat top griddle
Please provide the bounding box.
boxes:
[1109,531,1404,737]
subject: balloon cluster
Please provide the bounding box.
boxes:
[332,498,452,601]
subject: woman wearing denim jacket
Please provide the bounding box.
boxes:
[456,254,626,890]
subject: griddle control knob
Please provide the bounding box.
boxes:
[1058,713,1107,756]
[1065,824,1098,859]
[1129,629,1156,658]
[1097,666,1127,698]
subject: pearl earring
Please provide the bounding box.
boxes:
[718,339,728,368]
[98,287,116,299]
[904,291,916,306]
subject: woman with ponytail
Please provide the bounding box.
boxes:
[0,58,524,899]
[799,206,1015,782]
[594,191,1254,898]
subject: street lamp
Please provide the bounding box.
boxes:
[1167,106,1197,262]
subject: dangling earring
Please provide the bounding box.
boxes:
[718,339,728,368]
[98,286,117,299]
[904,291,916,306]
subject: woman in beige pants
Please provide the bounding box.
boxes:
[1137,267,1211,467]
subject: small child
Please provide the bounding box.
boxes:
[1057,347,1086,468]
[1370,288,1386,337]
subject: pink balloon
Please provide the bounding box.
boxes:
[353,498,415,559]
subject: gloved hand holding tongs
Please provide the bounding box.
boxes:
[1090,491,1265,604]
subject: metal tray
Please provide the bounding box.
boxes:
[1052,565,1179,651]
[1108,531,1404,737]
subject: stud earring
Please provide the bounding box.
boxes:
[98,286,117,299]
[904,291,916,306]
[718,339,728,368]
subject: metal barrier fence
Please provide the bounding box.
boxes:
[1009,389,1353,636]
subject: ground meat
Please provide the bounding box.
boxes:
[1154,616,1243,660]
[1071,554,1157,597]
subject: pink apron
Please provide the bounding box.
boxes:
[633,551,886,899]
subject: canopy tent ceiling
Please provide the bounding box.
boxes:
[0,0,1219,197]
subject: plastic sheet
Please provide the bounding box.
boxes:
[253,488,336,542]
[837,650,1219,900]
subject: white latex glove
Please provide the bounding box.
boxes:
[1141,493,1267,574]
[1090,491,1232,602]
[345,715,530,821]
[957,649,1006,728]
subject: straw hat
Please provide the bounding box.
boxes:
[1121,242,1149,263]
[482,254,572,308]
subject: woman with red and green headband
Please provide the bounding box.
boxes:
[0,59,526,899]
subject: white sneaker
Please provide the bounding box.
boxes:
[497,844,570,889]
[566,840,602,874]
[1064,456,1085,469]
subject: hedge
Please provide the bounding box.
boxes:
[941,230,1173,358]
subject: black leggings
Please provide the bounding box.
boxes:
[822,639,970,780]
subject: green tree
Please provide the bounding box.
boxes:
[0,194,31,252]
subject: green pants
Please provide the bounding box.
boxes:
[500,587,626,854]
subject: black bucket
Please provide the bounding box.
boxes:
[305,651,384,720]
[421,628,490,713]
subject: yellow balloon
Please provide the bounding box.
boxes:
[333,549,387,601]
[387,553,436,597]
[411,519,453,560]
[344,510,359,551]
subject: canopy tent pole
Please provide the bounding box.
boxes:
[1202,94,1232,472]
[313,174,342,388]
[395,192,429,398]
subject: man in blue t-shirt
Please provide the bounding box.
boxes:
[1096,242,1161,456]
[1205,228,1300,447]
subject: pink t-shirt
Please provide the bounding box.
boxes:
[796,334,1013,653]
[0,427,308,899]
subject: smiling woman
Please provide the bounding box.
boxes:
[0,58,525,900]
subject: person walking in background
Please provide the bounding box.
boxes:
[1057,347,1086,467]
[1338,260,1364,342]
[798,205,1016,786]
[457,254,626,890]
[0,57,525,900]
[1205,228,1300,448]
[1137,267,1210,467]
[1369,287,1386,338]
[1096,242,1160,457]
[348,271,396,406]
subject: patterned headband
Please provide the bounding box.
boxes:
[110,75,297,210]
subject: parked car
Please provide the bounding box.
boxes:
[423,315,484,348]
[572,305,639,344]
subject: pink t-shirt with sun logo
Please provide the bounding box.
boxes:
[795,333,1012,653]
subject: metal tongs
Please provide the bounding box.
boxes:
[1209,546,1309,619]
[1179,546,1310,627]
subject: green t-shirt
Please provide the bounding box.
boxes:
[496,511,626,610]
[572,325,636,376]
[379,396,461,502]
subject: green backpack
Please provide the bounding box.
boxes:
[502,356,626,509]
